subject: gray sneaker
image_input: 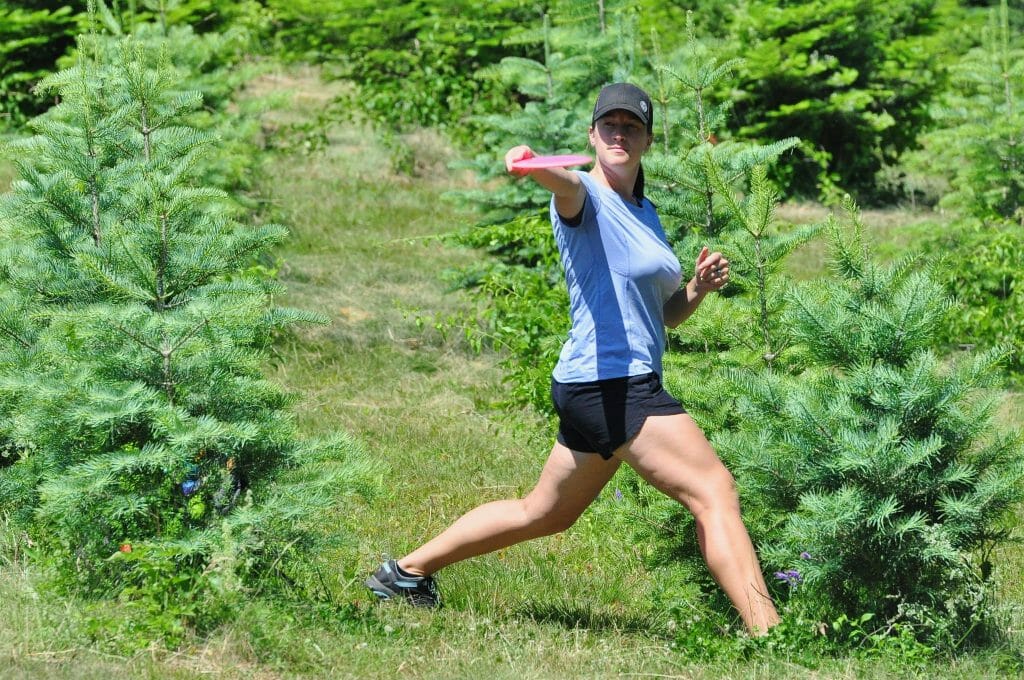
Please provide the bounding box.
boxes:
[364,559,440,608]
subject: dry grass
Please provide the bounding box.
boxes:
[777,201,949,281]
[0,159,14,193]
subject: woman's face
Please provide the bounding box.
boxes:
[589,110,652,167]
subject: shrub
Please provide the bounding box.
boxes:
[266,0,538,136]
[720,204,1024,647]
[625,202,1023,651]
[0,25,378,648]
[0,3,80,125]
[903,0,1023,224]
[724,0,963,201]
[0,0,269,129]
[899,2,1024,378]
[927,221,1023,377]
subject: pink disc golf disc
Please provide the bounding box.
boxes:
[510,154,593,169]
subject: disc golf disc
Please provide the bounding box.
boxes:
[510,154,593,170]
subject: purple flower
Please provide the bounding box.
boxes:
[774,569,802,590]
[614,488,623,502]
[800,551,813,560]
[181,479,200,496]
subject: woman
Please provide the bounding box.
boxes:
[365,83,780,635]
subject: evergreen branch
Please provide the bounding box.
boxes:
[76,60,103,246]
[114,223,157,292]
[705,59,744,89]
[140,100,153,162]
[170,315,212,354]
[763,223,824,264]
[867,495,901,530]
[108,319,162,354]
[825,210,865,280]
[156,208,169,310]
[263,307,331,328]
[703,152,745,231]
[0,324,32,350]
[76,253,153,303]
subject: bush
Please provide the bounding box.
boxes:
[0,1,270,129]
[267,0,538,136]
[927,221,1023,377]
[0,3,80,125]
[0,24,379,648]
[719,205,1024,648]
[724,0,964,201]
[624,202,1023,651]
[902,0,1023,223]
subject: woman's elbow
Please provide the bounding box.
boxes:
[664,313,683,329]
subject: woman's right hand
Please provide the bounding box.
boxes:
[505,145,535,176]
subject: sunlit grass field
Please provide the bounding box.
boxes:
[1,69,1022,678]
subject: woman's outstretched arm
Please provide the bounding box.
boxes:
[504,145,586,219]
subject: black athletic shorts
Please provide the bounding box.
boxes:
[550,372,686,460]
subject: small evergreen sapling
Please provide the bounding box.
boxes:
[456,4,633,224]
[904,0,1024,377]
[641,24,814,429]
[724,0,958,200]
[720,200,1024,646]
[644,17,800,245]
[0,31,377,627]
[0,3,80,125]
[909,0,1023,225]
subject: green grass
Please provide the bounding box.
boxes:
[1,68,1023,678]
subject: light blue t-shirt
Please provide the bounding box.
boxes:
[551,171,683,383]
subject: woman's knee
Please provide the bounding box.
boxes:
[687,466,741,517]
[520,497,580,537]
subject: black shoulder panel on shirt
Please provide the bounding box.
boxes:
[559,195,587,228]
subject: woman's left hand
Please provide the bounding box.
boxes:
[694,246,730,294]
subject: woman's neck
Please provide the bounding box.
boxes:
[591,163,640,205]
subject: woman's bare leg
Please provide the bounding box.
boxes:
[615,414,780,635]
[399,442,620,576]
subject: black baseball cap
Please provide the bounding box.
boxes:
[592,83,653,133]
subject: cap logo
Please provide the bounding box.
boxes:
[640,101,648,114]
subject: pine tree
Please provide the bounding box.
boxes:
[0,2,80,125]
[723,0,961,200]
[902,0,1023,377]
[910,0,1024,224]
[718,200,1024,645]
[640,19,815,430]
[455,2,637,224]
[0,22,378,627]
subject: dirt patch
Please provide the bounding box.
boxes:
[237,63,350,109]
[337,306,372,322]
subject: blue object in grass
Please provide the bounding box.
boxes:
[774,569,803,589]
